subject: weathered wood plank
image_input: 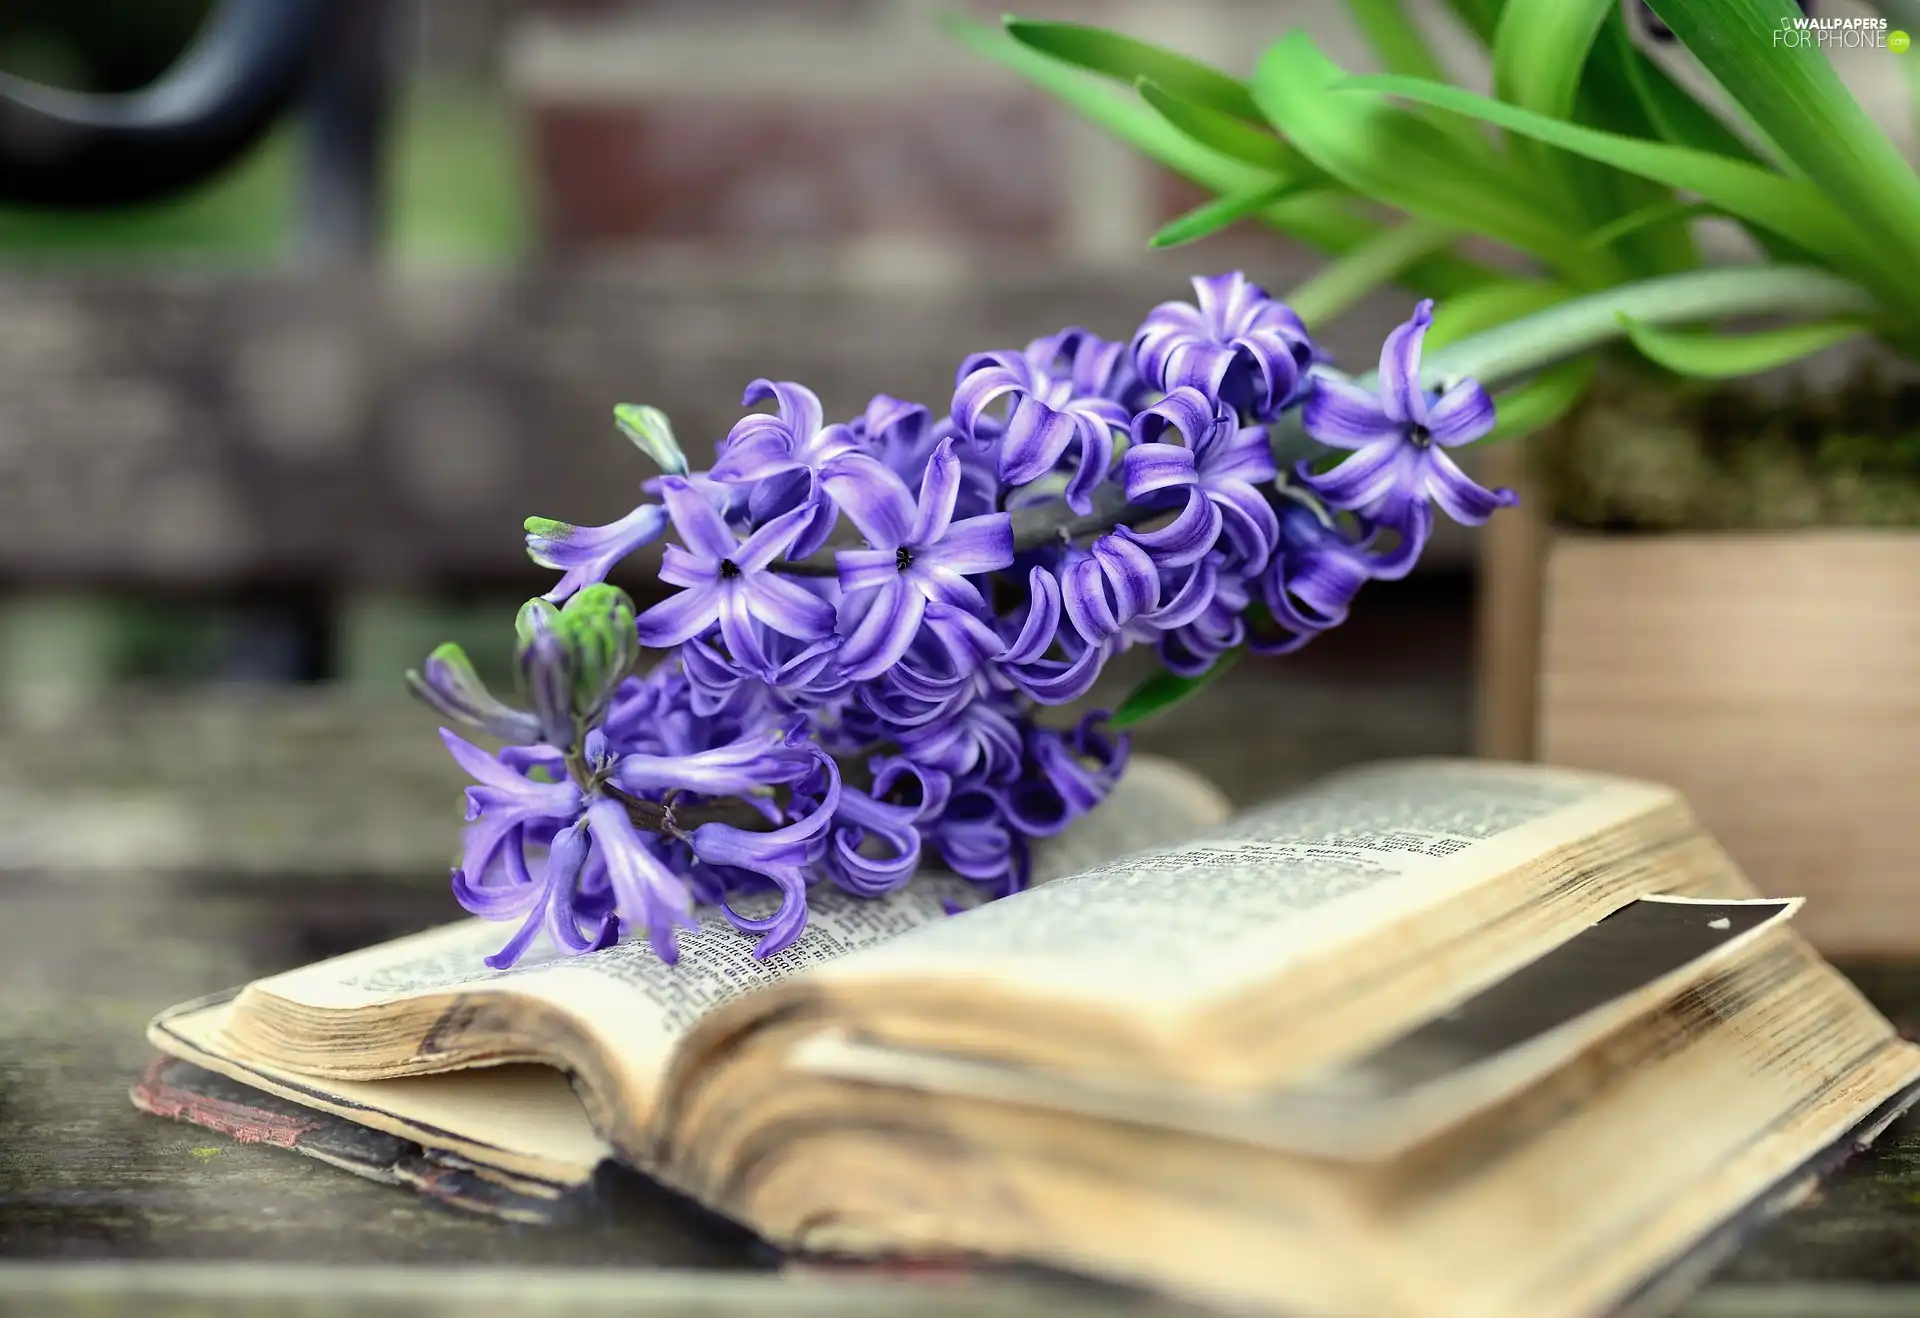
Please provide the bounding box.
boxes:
[0,264,1477,590]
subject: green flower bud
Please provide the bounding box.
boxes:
[613,403,688,475]
[558,583,639,724]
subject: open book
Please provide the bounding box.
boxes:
[145,756,1920,1318]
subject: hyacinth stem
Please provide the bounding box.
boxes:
[775,266,1876,573]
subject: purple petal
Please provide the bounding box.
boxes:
[1093,534,1160,622]
[717,585,773,677]
[1010,635,1109,705]
[658,476,738,562]
[912,438,964,545]
[950,364,1024,438]
[922,512,1013,577]
[839,578,927,680]
[1202,424,1279,487]
[1365,503,1434,581]
[733,502,819,573]
[836,546,900,594]
[1000,567,1061,664]
[526,504,668,603]
[1122,442,1198,501]
[612,735,811,797]
[743,570,837,639]
[1123,490,1222,568]
[1425,379,1497,446]
[1423,449,1519,525]
[1144,557,1217,631]
[1164,340,1240,401]
[1378,301,1434,426]
[587,799,697,965]
[1062,552,1118,643]
[820,452,915,551]
[1062,412,1117,516]
[915,566,986,612]
[635,582,721,648]
[1210,480,1281,572]
[998,394,1079,487]
[1302,374,1400,451]
[710,420,800,484]
[1297,442,1412,514]
[742,378,825,442]
[1131,386,1217,450]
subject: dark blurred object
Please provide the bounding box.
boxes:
[0,0,389,244]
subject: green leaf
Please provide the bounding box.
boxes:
[1112,649,1242,730]
[1346,0,1450,80]
[946,15,1501,299]
[1285,218,1460,326]
[1438,0,1503,45]
[1492,0,1614,123]
[613,404,688,475]
[1254,35,1587,277]
[1150,180,1304,249]
[1614,313,1868,379]
[1136,78,1307,175]
[1644,0,1920,313]
[1419,265,1877,391]
[1340,73,1871,285]
[1426,281,1573,350]
[1484,358,1595,442]
[1004,18,1260,122]
[1580,198,1716,252]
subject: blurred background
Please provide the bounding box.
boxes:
[0,0,1906,879]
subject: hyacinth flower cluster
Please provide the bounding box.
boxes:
[409,273,1513,969]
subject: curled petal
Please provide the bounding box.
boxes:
[1123,490,1222,568]
[825,786,922,898]
[998,394,1080,487]
[1121,442,1198,501]
[1131,386,1218,451]
[999,567,1061,665]
[741,378,826,443]
[1378,300,1435,426]
[1423,449,1518,525]
[690,752,842,957]
[1062,411,1116,516]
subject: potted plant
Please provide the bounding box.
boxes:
[954,0,1920,949]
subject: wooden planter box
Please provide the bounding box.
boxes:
[1478,513,1920,952]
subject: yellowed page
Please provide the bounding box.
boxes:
[817,759,1677,1007]
[152,997,609,1186]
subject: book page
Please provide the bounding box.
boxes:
[819,759,1677,1003]
[237,755,1230,1063]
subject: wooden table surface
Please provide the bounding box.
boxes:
[4,673,1918,1315]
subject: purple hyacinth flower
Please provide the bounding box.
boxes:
[1122,386,1280,571]
[453,819,619,970]
[607,722,821,798]
[952,328,1132,513]
[524,503,668,603]
[687,749,842,957]
[586,796,700,964]
[1001,713,1127,837]
[1254,500,1379,655]
[1155,553,1251,677]
[855,392,941,481]
[711,380,861,559]
[441,729,583,883]
[820,783,923,899]
[1132,272,1314,418]
[821,438,1014,681]
[1297,301,1515,531]
[636,477,837,678]
[897,694,1025,782]
[928,784,1031,897]
[682,631,847,715]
